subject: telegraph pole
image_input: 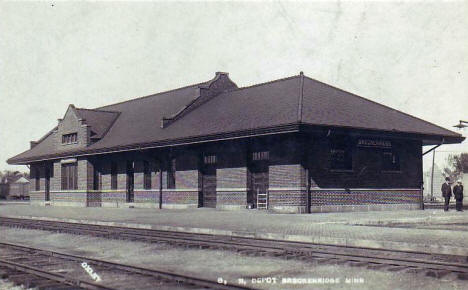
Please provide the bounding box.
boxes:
[430,149,436,201]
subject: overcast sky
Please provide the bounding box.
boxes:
[0,0,467,174]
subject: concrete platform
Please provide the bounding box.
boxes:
[1,204,468,256]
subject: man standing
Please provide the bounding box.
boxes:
[453,180,464,212]
[441,177,452,211]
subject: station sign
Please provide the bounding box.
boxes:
[357,139,392,148]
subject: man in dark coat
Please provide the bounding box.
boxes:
[441,177,452,211]
[453,180,464,212]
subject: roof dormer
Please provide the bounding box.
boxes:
[161,72,237,128]
[54,104,119,150]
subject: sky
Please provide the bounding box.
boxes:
[0,0,467,174]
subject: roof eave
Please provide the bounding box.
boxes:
[7,124,301,165]
[300,123,465,145]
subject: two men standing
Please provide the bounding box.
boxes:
[441,177,464,212]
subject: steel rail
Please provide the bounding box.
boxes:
[1,217,468,278]
[0,258,112,289]
[0,241,252,290]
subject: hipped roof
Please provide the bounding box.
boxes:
[8,73,464,164]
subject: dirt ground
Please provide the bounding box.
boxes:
[0,227,466,290]
[0,280,24,290]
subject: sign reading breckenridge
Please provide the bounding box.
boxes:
[357,139,392,148]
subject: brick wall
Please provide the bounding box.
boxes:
[51,190,87,206]
[54,105,90,152]
[269,164,304,188]
[29,163,45,202]
[309,189,422,212]
[214,144,248,209]
[25,133,424,212]
[78,158,92,191]
[51,161,61,191]
[217,167,248,209]
[134,190,159,204]
[267,136,307,212]
[176,170,199,189]
[310,189,421,206]
[162,190,198,208]
[268,165,307,213]
[47,158,90,206]
[306,137,423,189]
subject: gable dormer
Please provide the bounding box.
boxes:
[53,104,120,150]
[53,104,90,151]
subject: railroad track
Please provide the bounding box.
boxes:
[0,241,251,290]
[1,216,468,282]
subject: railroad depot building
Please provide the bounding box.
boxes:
[7,72,465,213]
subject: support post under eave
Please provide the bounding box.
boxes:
[159,168,163,209]
[422,138,444,156]
[421,139,444,210]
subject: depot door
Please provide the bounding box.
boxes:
[126,161,134,203]
[201,166,217,208]
[249,162,269,209]
[45,167,50,201]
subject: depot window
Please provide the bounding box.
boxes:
[62,133,77,144]
[204,155,216,165]
[382,151,400,171]
[330,137,353,170]
[252,151,269,161]
[61,163,77,190]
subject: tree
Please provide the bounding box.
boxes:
[0,170,30,183]
[444,153,468,181]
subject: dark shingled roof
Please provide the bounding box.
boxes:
[7,73,464,164]
[75,108,120,139]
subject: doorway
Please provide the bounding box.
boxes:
[248,161,269,209]
[200,165,216,208]
[126,161,134,203]
[45,166,50,201]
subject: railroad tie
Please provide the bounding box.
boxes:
[346,261,368,267]
[367,263,389,270]
[426,270,451,279]
[386,265,409,272]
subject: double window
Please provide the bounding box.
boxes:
[62,133,77,144]
[330,137,353,170]
[61,163,77,190]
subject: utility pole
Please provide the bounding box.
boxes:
[430,149,436,201]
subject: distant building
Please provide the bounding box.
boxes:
[0,179,8,199]
[423,164,445,201]
[8,177,30,200]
